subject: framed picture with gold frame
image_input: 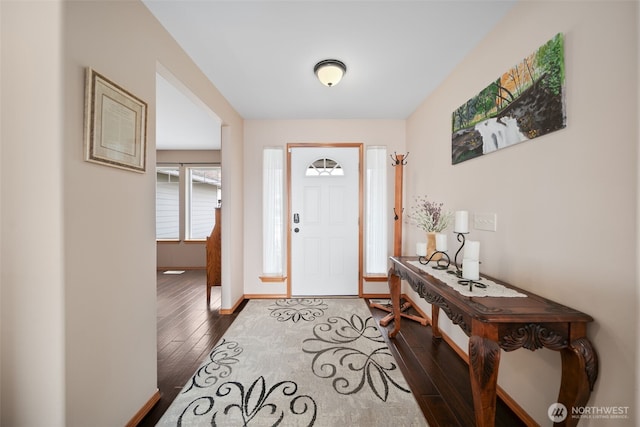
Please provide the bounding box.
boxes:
[84,67,147,172]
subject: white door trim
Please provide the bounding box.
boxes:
[286,143,363,297]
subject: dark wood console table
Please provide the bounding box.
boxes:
[388,256,598,427]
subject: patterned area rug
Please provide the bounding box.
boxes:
[157,298,428,426]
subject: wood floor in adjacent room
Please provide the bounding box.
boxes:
[139,269,526,427]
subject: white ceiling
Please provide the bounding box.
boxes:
[155,72,222,150]
[145,0,517,150]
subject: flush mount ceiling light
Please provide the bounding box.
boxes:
[313,59,347,87]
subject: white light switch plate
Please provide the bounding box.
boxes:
[474,213,497,232]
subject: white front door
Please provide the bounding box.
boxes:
[290,146,360,296]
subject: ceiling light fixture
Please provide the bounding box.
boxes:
[314,59,346,87]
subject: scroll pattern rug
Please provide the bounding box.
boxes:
[157,298,428,426]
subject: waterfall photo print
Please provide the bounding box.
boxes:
[451,33,566,165]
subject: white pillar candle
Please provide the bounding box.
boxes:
[416,242,427,256]
[454,210,469,233]
[462,258,480,280]
[435,233,447,251]
[464,240,480,260]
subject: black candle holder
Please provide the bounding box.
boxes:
[457,278,487,292]
[419,251,451,270]
[447,232,469,277]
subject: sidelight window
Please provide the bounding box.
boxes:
[263,148,284,276]
[365,146,388,274]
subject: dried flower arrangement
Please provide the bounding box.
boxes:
[407,195,453,233]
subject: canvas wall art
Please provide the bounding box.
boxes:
[451,33,566,165]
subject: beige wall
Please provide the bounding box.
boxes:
[156,150,221,269]
[1,2,66,425]
[1,1,243,425]
[221,124,245,309]
[243,120,405,296]
[637,0,640,418]
[405,1,638,425]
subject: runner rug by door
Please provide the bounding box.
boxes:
[157,298,428,426]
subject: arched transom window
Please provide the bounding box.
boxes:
[305,158,344,176]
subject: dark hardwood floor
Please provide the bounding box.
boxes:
[139,270,526,426]
[138,270,247,426]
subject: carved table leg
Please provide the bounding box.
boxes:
[431,305,441,340]
[388,269,402,338]
[555,337,598,426]
[469,335,501,427]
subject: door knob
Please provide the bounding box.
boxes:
[294,227,300,233]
